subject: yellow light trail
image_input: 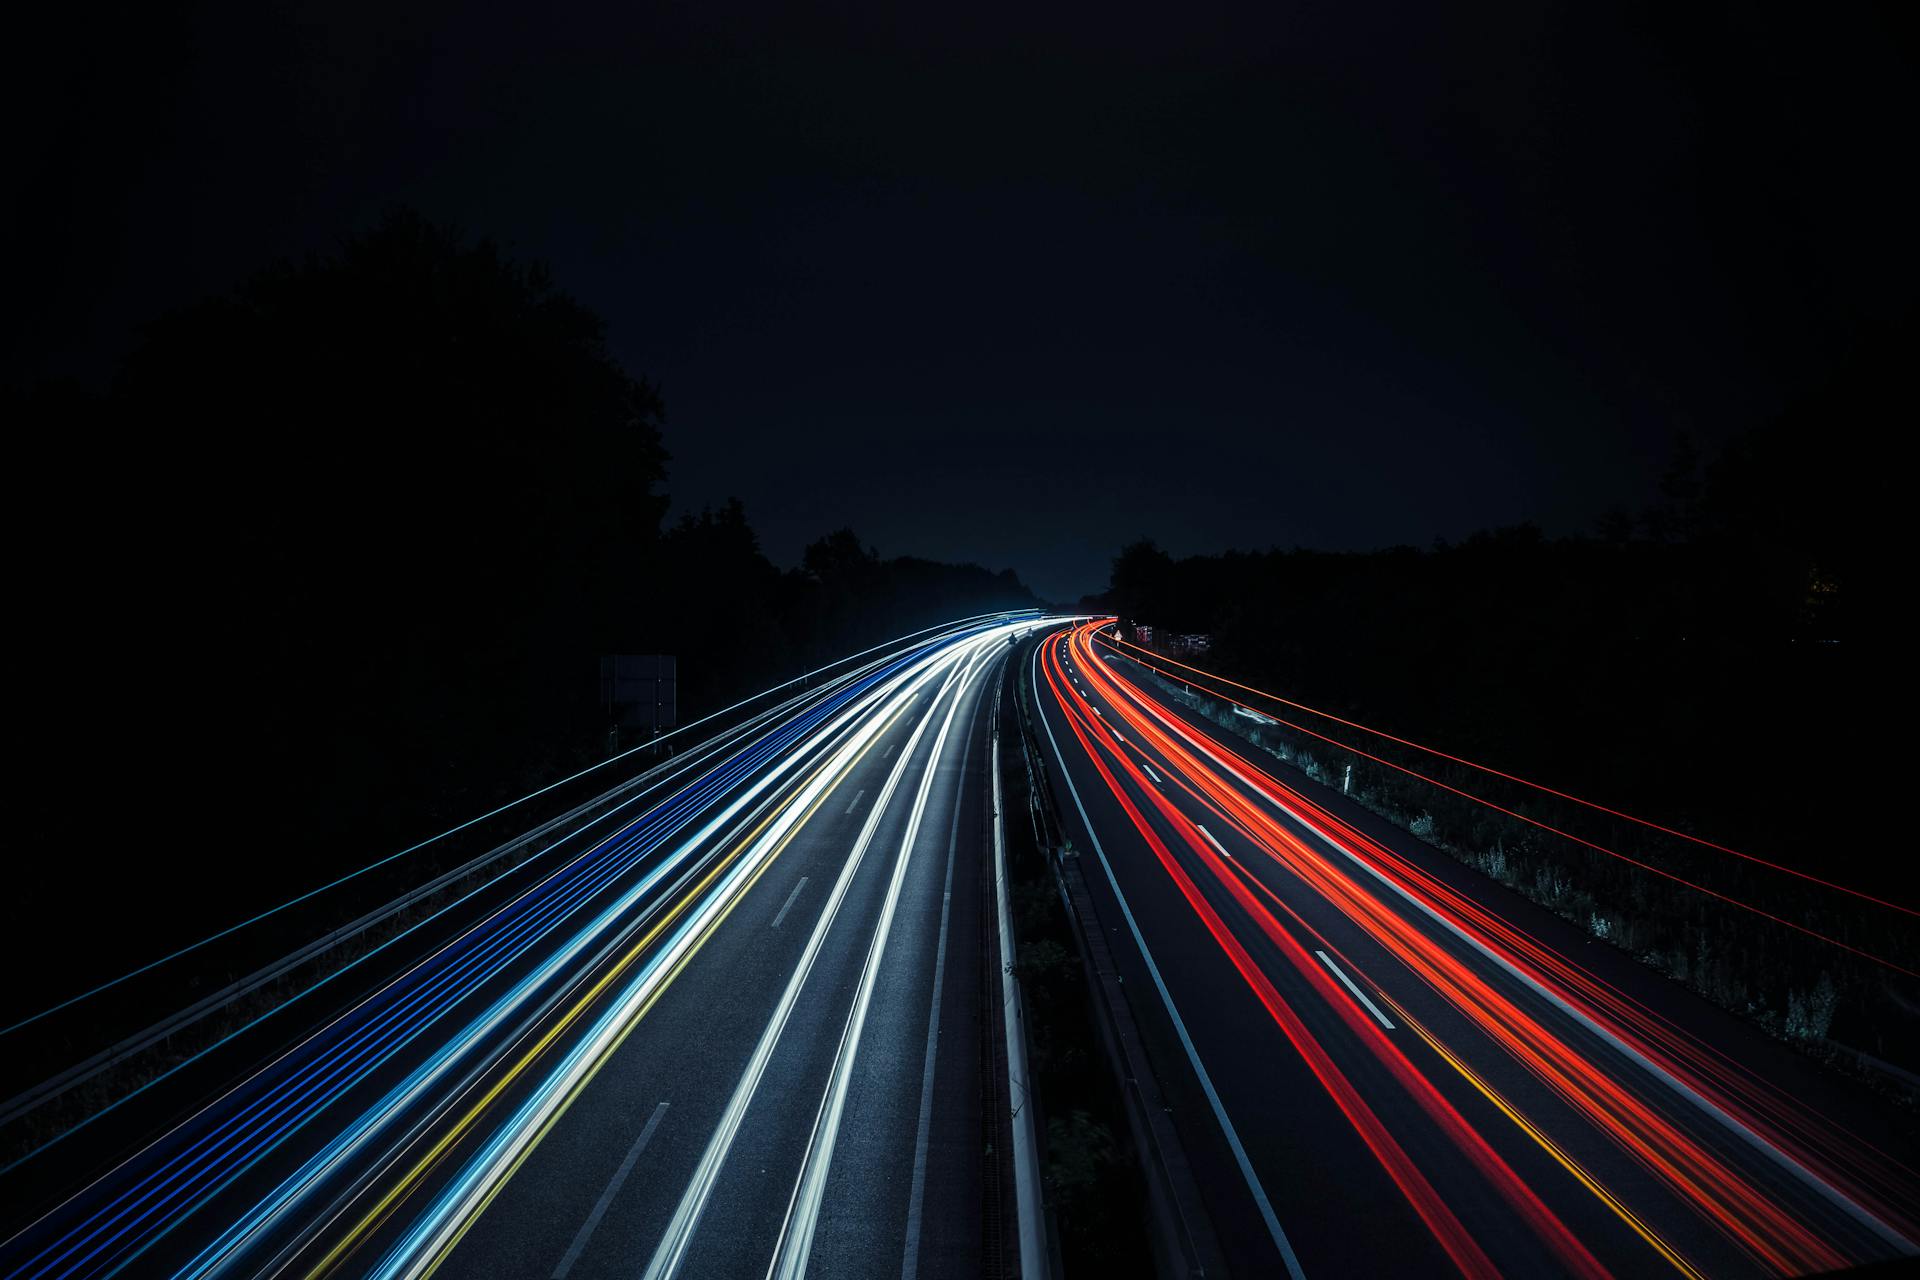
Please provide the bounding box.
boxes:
[1374,989,1705,1280]
[302,701,904,1280]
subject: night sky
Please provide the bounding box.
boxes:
[10,1,1912,602]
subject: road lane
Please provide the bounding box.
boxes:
[365,627,1012,1280]
[1,615,1032,1280]
[1033,620,1920,1278]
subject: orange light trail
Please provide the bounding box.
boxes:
[1044,635,1607,1279]
[1099,632,1918,920]
[1089,633,1917,977]
[1042,619,1915,1276]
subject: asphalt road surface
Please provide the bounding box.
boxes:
[2,616,1031,1280]
[10,611,1915,1280]
[1031,619,1919,1279]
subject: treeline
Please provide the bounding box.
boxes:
[4,211,1035,998]
[1094,324,1914,1066]
[1100,329,1904,899]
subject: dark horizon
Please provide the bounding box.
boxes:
[7,6,1919,1277]
[13,2,1913,600]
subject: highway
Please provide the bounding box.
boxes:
[7,611,1917,1280]
[0,615,1035,1280]
[1030,619,1920,1279]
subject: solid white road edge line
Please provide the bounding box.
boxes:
[639,640,982,1280]
[764,643,996,1279]
[1032,643,1308,1280]
[899,704,980,1280]
[1105,655,1916,1253]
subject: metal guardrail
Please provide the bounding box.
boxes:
[1009,644,1230,1278]
[1,620,991,1134]
[0,722,750,1131]
[989,683,1052,1279]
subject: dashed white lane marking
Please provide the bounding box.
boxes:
[1314,950,1396,1031]
[552,1101,670,1278]
[770,877,809,929]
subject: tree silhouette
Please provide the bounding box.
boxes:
[10,212,672,976]
[5,210,1039,997]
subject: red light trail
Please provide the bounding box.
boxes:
[1099,633,1919,921]
[1038,619,1917,1277]
[1090,633,1917,976]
